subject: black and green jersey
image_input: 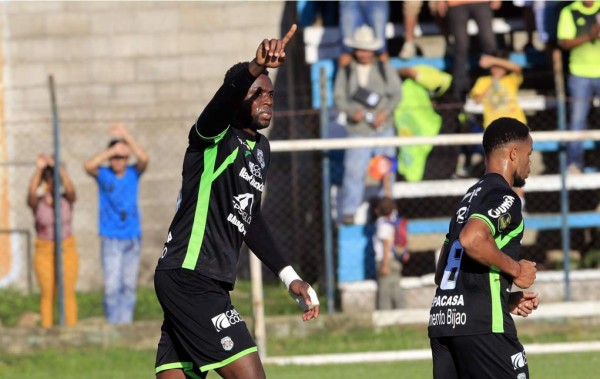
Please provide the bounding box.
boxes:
[155,67,283,289]
[428,173,524,338]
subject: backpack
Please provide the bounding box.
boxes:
[388,217,409,262]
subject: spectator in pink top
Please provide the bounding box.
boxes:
[27,154,79,328]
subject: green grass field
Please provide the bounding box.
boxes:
[0,347,599,379]
[2,283,600,378]
[0,281,298,327]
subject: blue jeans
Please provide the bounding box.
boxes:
[567,74,600,168]
[101,237,141,324]
[341,128,396,217]
[339,1,389,54]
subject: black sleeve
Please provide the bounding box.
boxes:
[244,210,290,276]
[191,67,257,144]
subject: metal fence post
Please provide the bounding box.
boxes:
[552,49,571,301]
[49,75,65,324]
[320,66,335,313]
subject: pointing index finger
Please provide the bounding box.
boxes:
[281,24,297,46]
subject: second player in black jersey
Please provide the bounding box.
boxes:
[429,118,539,379]
[154,25,320,379]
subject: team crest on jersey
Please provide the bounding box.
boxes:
[221,336,234,351]
[498,213,511,232]
[248,161,262,178]
[256,149,265,169]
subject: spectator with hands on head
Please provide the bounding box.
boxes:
[28,153,79,328]
[84,123,149,325]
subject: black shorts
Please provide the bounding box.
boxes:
[154,269,257,377]
[431,334,529,379]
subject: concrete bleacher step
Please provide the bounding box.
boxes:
[303,18,525,64]
[338,211,600,282]
[392,173,600,199]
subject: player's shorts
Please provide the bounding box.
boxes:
[154,269,258,377]
[431,333,529,379]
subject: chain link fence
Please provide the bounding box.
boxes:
[1,86,599,311]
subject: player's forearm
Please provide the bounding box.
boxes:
[244,213,290,275]
[194,66,257,138]
[460,231,520,277]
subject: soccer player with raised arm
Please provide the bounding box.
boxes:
[153,24,319,379]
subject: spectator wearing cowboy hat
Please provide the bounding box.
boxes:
[334,25,402,225]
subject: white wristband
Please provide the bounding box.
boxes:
[279,265,302,290]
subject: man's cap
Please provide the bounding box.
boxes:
[344,25,384,51]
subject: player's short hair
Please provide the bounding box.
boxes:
[224,61,268,83]
[482,117,530,155]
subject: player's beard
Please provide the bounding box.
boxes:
[513,174,526,188]
[249,116,270,131]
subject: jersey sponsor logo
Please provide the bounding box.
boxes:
[462,187,481,203]
[517,374,527,379]
[221,336,234,351]
[248,161,262,178]
[256,148,265,168]
[233,193,254,224]
[211,309,244,332]
[456,206,469,224]
[498,213,511,232]
[431,294,465,307]
[211,313,231,331]
[239,167,264,192]
[227,213,247,235]
[160,232,173,259]
[488,195,515,218]
[428,308,467,329]
[511,350,527,370]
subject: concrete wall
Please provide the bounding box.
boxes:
[1,1,287,291]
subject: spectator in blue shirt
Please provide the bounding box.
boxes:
[84,123,149,324]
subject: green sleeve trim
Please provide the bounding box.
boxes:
[182,144,218,269]
[212,147,239,181]
[470,213,496,235]
[200,347,258,372]
[195,121,229,143]
[495,220,524,249]
[489,269,504,333]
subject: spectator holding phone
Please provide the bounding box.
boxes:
[334,25,402,224]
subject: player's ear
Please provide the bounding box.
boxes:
[509,145,518,161]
